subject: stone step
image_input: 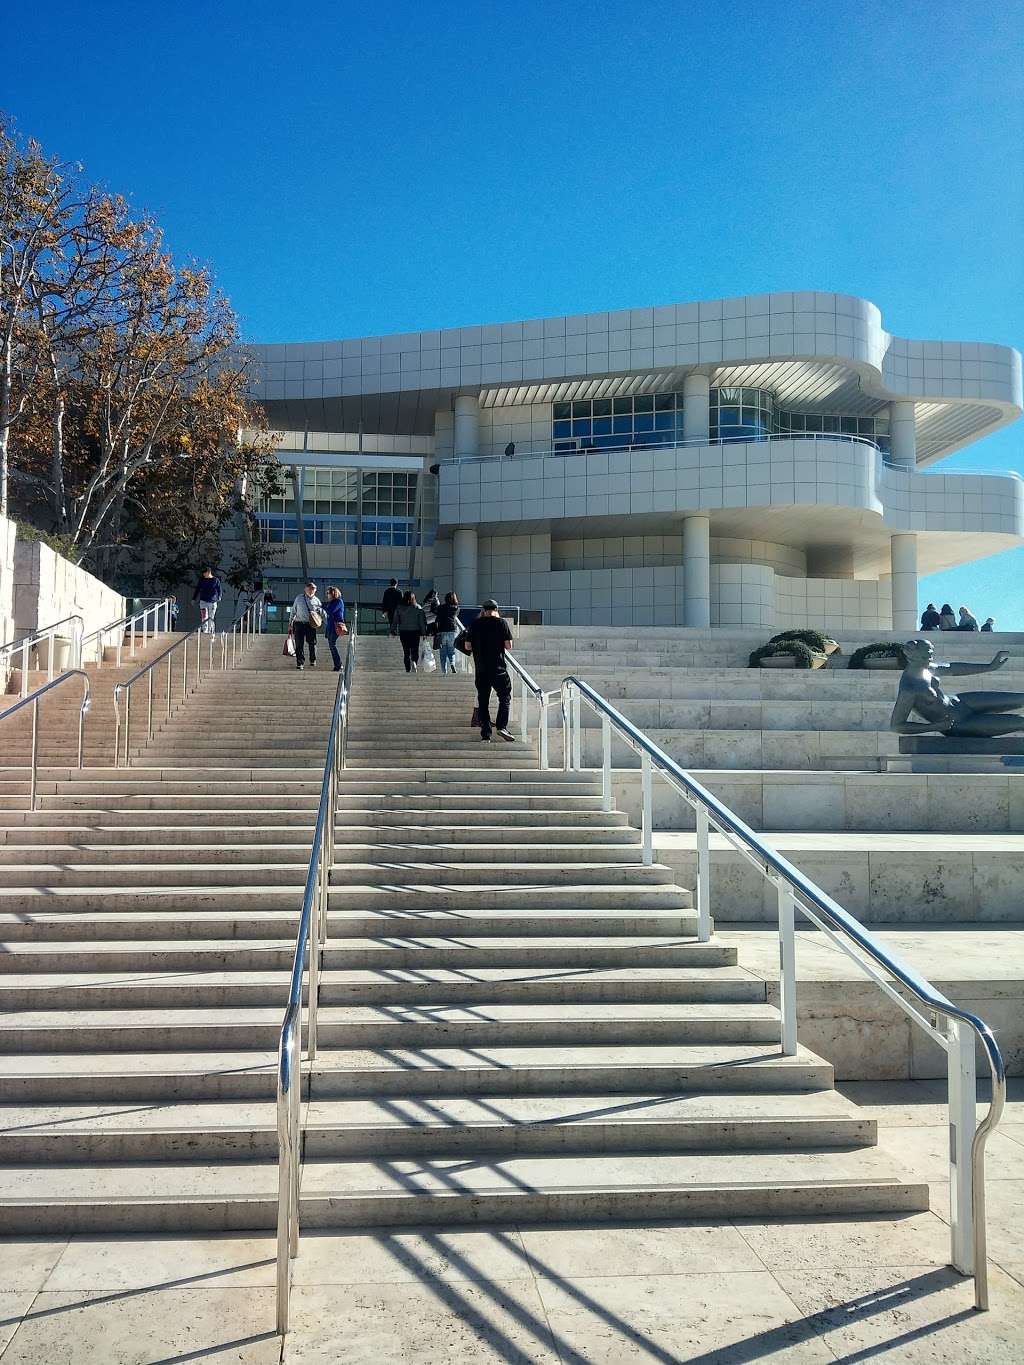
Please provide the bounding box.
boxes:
[0,966,762,1009]
[0,820,319,841]
[331,823,638,844]
[329,841,644,863]
[334,793,607,811]
[0,1151,928,1234]
[0,1002,781,1053]
[0,1091,874,1162]
[0,809,319,830]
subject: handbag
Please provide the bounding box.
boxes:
[335,621,348,637]
[309,609,324,630]
[455,629,474,656]
[282,630,295,658]
[470,705,481,728]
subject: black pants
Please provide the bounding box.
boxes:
[293,621,317,665]
[399,630,421,672]
[476,668,511,736]
[387,609,398,636]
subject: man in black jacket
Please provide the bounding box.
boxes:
[381,579,402,636]
[467,600,514,742]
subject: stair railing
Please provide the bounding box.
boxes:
[505,651,561,769]
[0,670,91,807]
[558,673,1005,1312]
[276,605,357,1335]
[0,615,84,698]
[111,596,263,767]
[82,598,173,667]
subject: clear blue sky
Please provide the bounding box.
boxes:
[7,0,1024,620]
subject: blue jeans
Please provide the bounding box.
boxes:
[326,628,342,669]
[439,631,457,673]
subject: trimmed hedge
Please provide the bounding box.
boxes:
[769,628,837,653]
[848,642,907,670]
[749,639,820,668]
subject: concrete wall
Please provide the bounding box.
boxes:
[0,515,16,681]
[12,538,124,650]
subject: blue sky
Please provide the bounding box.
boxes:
[6,0,1023,620]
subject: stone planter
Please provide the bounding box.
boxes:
[863,656,901,670]
[37,635,73,672]
[757,652,828,669]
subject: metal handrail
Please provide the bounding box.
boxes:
[111,596,264,766]
[0,670,91,807]
[0,614,85,698]
[276,606,357,1335]
[558,673,1005,1311]
[450,430,887,466]
[82,598,172,666]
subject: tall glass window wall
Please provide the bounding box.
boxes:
[256,467,424,546]
[552,394,681,453]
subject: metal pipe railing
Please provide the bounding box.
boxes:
[111,596,263,767]
[557,673,1005,1311]
[0,615,84,698]
[0,670,91,807]
[449,430,888,466]
[82,598,172,667]
[276,606,357,1335]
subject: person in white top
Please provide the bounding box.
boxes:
[290,581,323,671]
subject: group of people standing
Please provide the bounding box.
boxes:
[380,579,515,741]
[919,602,994,632]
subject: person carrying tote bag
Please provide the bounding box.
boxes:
[323,587,347,673]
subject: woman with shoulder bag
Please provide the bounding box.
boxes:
[324,586,347,672]
[394,591,429,674]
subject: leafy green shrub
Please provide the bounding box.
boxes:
[769,628,837,653]
[848,642,907,670]
[14,520,82,563]
[749,640,819,668]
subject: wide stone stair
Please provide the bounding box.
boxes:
[0,626,930,1234]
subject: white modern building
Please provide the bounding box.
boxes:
[246,291,1023,631]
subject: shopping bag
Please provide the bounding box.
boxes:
[421,642,437,672]
[470,706,481,728]
[283,631,295,658]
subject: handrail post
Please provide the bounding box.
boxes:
[777,882,798,1055]
[129,617,136,657]
[20,638,29,699]
[308,862,321,1061]
[949,1018,977,1274]
[572,689,581,771]
[147,669,154,741]
[519,679,528,742]
[539,700,549,771]
[30,698,39,811]
[641,751,653,866]
[601,715,613,811]
[695,803,711,943]
[123,689,131,768]
[77,694,86,770]
[166,654,172,721]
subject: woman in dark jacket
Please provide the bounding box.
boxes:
[434,591,460,674]
[938,604,957,631]
[394,591,429,673]
[323,587,346,672]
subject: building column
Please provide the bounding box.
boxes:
[889,401,917,468]
[682,515,711,627]
[890,533,918,632]
[453,527,479,606]
[454,395,480,460]
[683,373,710,443]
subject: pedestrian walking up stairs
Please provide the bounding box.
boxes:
[285,631,928,1228]
[0,631,339,1230]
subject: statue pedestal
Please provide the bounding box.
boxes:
[899,737,1024,755]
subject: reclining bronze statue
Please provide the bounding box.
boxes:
[890,638,1023,738]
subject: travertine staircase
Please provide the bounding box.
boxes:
[0,628,927,1232]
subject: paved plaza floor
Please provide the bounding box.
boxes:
[1,1080,1023,1363]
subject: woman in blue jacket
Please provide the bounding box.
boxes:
[323,587,347,671]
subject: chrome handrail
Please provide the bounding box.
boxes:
[111,597,264,766]
[559,673,1005,1311]
[82,598,172,666]
[276,605,357,1335]
[0,670,91,807]
[0,614,85,698]
[449,430,887,466]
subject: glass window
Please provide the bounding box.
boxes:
[654,393,675,411]
[654,411,674,431]
[571,418,592,437]
[592,416,612,435]
[571,400,591,418]
[633,394,653,413]
[613,397,633,415]
[553,401,570,419]
[612,414,633,435]
[592,398,612,417]
[633,412,654,432]
[553,419,571,439]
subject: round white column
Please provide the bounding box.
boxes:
[889,401,917,469]
[454,395,480,460]
[683,373,711,443]
[453,527,479,607]
[682,515,711,627]
[890,533,918,632]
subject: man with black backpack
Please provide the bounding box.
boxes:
[464,600,514,742]
[381,579,402,636]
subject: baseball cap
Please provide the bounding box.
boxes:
[482,598,499,610]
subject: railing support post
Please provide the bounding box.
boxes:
[641,751,653,866]
[695,803,711,942]
[519,679,528,742]
[539,702,549,771]
[123,690,131,769]
[777,882,798,1056]
[20,638,29,699]
[601,715,613,812]
[147,670,154,741]
[572,689,581,771]
[949,1018,977,1275]
[30,698,39,810]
